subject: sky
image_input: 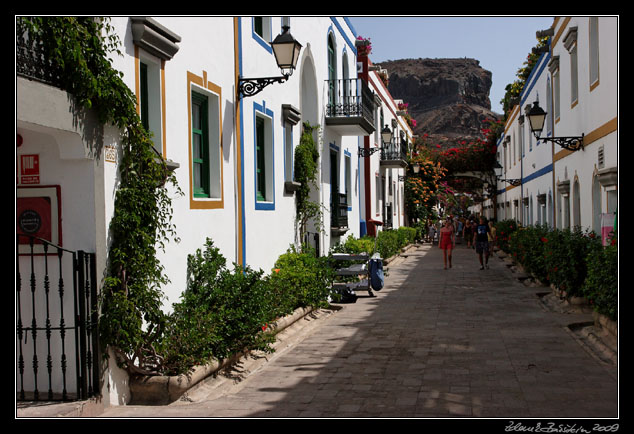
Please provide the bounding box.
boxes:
[347,16,555,114]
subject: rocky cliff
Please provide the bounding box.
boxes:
[377,58,501,144]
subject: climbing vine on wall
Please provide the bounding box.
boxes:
[294,122,322,244]
[18,17,182,373]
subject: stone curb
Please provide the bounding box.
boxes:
[129,306,316,405]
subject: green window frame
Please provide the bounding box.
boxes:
[191,91,210,198]
[256,116,266,201]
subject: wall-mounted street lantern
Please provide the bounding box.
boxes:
[238,26,302,99]
[381,125,393,145]
[492,161,521,186]
[358,125,393,157]
[526,101,584,151]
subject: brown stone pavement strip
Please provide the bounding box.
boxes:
[99,243,618,419]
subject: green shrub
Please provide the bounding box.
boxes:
[397,226,417,246]
[494,219,519,252]
[507,224,550,283]
[157,240,337,376]
[543,228,600,298]
[341,234,375,255]
[158,239,276,375]
[334,227,417,260]
[583,232,618,320]
[268,245,335,315]
[376,229,400,259]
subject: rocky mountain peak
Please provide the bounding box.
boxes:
[376,58,501,144]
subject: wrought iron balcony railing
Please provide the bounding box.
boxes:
[325,78,375,136]
[380,139,408,168]
[16,20,60,86]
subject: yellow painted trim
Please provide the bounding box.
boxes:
[187,70,225,210]
[160,59,167,156]
[134,46,141,115]
[503,104,520,136]
[234,17,244,267]
[553,116,617,162]
[552,17,571,50]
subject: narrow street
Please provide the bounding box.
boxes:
[97,241,618,419]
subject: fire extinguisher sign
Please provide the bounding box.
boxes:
[20,154,40,184]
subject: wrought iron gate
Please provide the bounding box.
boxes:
[16,234,100,402]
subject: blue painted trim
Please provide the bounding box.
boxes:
[330,17,357,55]
[252,17,273,53]
[238,18,247,267]
[254,100,275,211]
[523,163,553,184]
[520,51,550,107]
[343,17,357,37]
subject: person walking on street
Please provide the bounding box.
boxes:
[488,220,496,250]
[428,220,437,245]
[456,218,464,244]
[473,216,491,270]
[439,218,456,269]
[463,218,473,248]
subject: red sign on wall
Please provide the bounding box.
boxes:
[20,154,40,184]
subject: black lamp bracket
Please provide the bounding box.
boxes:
[534,132,584,152]
[238,74,290,99]
[358,147,381,157]
[502,178,522,187]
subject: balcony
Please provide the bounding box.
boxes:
[380,138,408,168]
[16,21,60,86]
[325,78,375,136]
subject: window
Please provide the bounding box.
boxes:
[563,27,578,107]
[254,102,274,209]
[589,17,599,89]
[553,69,560,120]
[252,17,272,52]
[191,92,209,197]
[132,18,180,156]
[256,117,267,201]
[137,55,164,155]
[284,123,293,182]
[327,35,336,107]
[187,71,223,209]
[344,153,351,209]
[570,44,578,105]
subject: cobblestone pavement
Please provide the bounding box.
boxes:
[99,242,618,419]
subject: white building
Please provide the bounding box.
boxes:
[359,58,413,236]
[493,46,555,226]
[549,16,618,238]
[485,16,617,242]
[16,16,414,406]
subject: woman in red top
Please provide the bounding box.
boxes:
[439,218,456,269]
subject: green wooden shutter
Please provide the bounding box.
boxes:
[256,117,266,201]
[192,91,210,198]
